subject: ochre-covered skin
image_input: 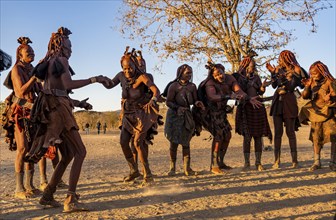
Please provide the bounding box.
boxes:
[27,27,110,212]
[300,61,336,171]
[233,56,272,171]
[266,50,306,169]
[106,48,161,184]
[7,37,45,199]
[195,62,261,174]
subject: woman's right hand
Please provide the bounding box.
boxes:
[266,62,276,74]
[96,75,112,88]
[301,78,312,87]
[249,96,262,109]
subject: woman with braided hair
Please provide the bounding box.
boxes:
[299,61,336,171]
[24,27,110,212]
[266,50,307,169]
[163,64,205,176]
[105,47,161,184]
[196,61,262,174]
[233,56,272,171]
[3,37,45,199]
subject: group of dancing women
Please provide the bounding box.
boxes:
[2,26,335,213]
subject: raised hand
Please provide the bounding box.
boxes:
[301,78,312,87]
[266,62,276,74]
[262,79,272,88]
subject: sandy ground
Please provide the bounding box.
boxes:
[0,125,335,220]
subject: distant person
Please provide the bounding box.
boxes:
[162,64,204,176]
[266,50,307,169]
[96,121,101,134]
[103,122,107,134]
[24,27,110,212]
[299,61,336,171]
[85,123,90,135]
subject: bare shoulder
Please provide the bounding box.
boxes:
[169,81,180,89]
[145,73,154,82]
[140,73,151,81]
[139,73,156,86]
[10,64,20,76]
[10,64,26,82]
[205,78,215,87]
[225,74,236,81]
[225,74,238,85]
[56,57,69,67]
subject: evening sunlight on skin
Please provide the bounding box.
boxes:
[0,1,335,112]
[0,0,335,216]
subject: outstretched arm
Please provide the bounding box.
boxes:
[59,57,110,90]
[104,72,121,89]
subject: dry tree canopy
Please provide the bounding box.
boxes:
[119,0,332,72]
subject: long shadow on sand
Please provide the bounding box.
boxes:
[84,174,334,210]
[137,194,335,219]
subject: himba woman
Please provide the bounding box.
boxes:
[163,64,205,176]
[3,37,47,199]
[266,50,307,169]
[196,61,261,174]
[24,27,110,212]
[233,55,272,171]
[105,47,161,184]
[299,61,336,171]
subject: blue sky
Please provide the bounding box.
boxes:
[1,1,335,111]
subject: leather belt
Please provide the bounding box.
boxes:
[11,96,33,109]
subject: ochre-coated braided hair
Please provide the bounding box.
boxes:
[15,37,33,64]
[205,60,224,75]
[44,27,72,59]
[237,49,258,74]
[120,46,146,75]
[237,56,257,76]
[238,56,252,71]
[309,61,335,82]
[279,50,300,67]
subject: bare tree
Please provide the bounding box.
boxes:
[119,0,332,72]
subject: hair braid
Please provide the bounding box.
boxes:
[43,27,72,61]
[310,61,335,82]
[15,37,32,64]
[279,50,300,67]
